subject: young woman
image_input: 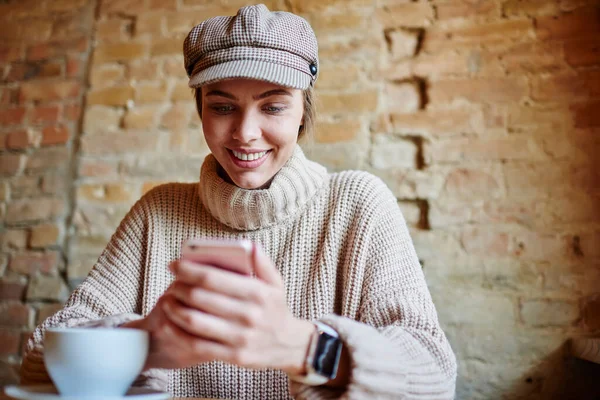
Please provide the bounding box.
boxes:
[21,4,457,399]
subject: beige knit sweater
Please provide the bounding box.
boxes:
[21,146,457,399]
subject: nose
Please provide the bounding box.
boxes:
[232,110,261,143]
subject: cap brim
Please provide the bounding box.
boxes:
[188,59,311,90]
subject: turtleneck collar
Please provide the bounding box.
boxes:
[198,146,329,231]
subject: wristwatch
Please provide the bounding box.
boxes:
[289,321,343,386]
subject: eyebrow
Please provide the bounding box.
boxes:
[204,89,293,101]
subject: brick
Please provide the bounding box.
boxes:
[30,106,61,124]
[27,38,89,61]
[503,0,559,16]
[162,58,183,79]
[0,329,20,356]
[46,0,88,11]
[64,104,82,122]
[433,289,516,326]
[96,19,131,42]
[2,229,28,250]
[0,20,53,42]
[10,176,41,199]
[377,3,435,28]
[308,13,366,34]
[128,59,161,81]
[430,77,529,104]
[501,42,566,73]
[5,198,64,224]
[386,29,419,60]
[78,158,119,178]
[26,274,70,302]
[135,82,169,104]
[317,64,361,90]
[572,101,600,128]
[41,173,67,195]
[0,0,45,18]
[319,36,381,62]
[150,0,177,10]
[565,38,600,67]
[0,302,33,328]
[425,137,542,164]
[512,231,568,261]
[119,154,205,178]
[581,295,600,330]
[385,82,421,114]
[66,56,84,78]
[51,12,95,42]
[68,255,99,281]
[81,131,160,155]
[26,147,70,173]
[0,279,27,301]
[521,299,579,327]
[93,43,147,64]
[136,12,165,36]
[87,85,134,106]
[100,0,147,16]
[437,0,500,20]
[390,107,483,137]
[9,251,59,275]
[37,303,63,325]
[505,162,599,195]
[536,5,600,41]
[20,80,81,103]
[0,107,25,126]
[171,81,193,102]
[461,228,510,256]
[30,223,61,248]
[423,19,534,53]
[6,129,36,150]
[123,106,161,130]
[0,154,26,176]
[160,103,193,131]
[151,38,185,56]
[83,105,123,134]
[318,90,379,115]
[532,70,600,101]
[371,135,418,169]
[442,168,502,201]
[78,183,137,203]
[507,104,570,132]
[0,182,10,202]
[315,119,363,144]
[41,125,70,146]
[0,44,23,63]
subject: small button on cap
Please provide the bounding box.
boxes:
[309,64,318,76]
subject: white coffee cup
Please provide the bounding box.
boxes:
[43,327,149,397]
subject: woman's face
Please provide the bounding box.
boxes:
[201,79,304,190]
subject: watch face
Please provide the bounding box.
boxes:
[311,331,342,380]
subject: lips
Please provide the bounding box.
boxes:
[227,149,271,169]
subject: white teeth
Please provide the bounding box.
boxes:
[232,150,267,161]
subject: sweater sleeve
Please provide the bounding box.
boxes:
[19,194,169,391]
[291,181,457,399]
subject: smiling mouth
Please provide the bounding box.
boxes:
[231,150,269,161]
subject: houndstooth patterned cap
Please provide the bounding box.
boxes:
[183,4,319,90]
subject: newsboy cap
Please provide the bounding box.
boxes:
[183,4,319,90]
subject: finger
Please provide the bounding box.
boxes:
[163,297,245,346]
[252,243,283,287]
[160,318,233,363]
[169,282,260,327]
[174,261,265,302]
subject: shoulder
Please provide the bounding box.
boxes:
[328,170,396,207]
[134,182,200,212]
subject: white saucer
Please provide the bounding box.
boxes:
[4,385,171,400]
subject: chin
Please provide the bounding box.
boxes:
[232,175,269,190]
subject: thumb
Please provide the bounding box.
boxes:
[252,243,283,288]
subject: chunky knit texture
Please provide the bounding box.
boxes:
[21,146,457,399]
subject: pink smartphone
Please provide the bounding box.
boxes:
[181,238,254,275]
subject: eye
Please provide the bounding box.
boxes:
[262,104,287,114]
[209,104,235,114]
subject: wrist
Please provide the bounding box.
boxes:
[281,319,314,375]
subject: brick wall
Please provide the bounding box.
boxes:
[1,0,599,398]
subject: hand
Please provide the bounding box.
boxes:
[165,243,314,374]
[122,282,222,370]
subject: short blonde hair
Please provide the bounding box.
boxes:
[193,87,316,140]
